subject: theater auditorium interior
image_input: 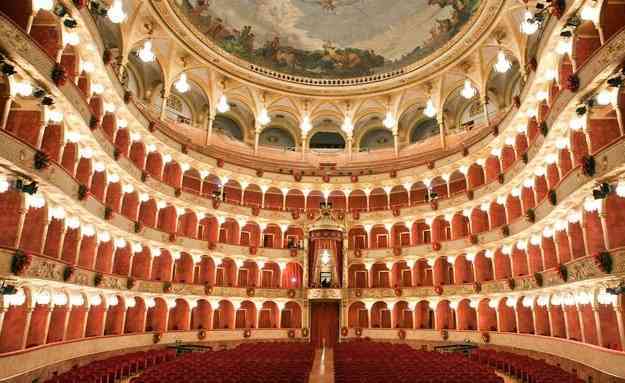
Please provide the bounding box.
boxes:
[0,0,624,382]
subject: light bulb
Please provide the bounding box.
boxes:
[216,95,230,113]
[65,131,81,143]
[94,162,106,172]
[51,206,66,219]
[63,32,80,46]
[122,183,134,194]
[556,137,569,149]
[98,231,111,242]
[460,79,476,99]
[108,173,120,183]
[137,40,155,63]
[257,108,271,125]
[544,69,557,81]
[107,0,127,24]
[26,193,46,209]
[33,0,54,12]
[174,73,191,93]
[383,111,396,129]
[14,81,34,97]
[66,217,80,229]
[424,99,437,118]
[79,147,93,159]
[300,115,312,133]
[580,3,599,23]
[82,224,95,237]
[535,90,549,101]
[82,61,95,73]
[520,11,539,35]
[341,116,354,133]
[555,37,572,55]
[321,249,331,265]
[596,89,614,106]
[104,102,116,114]
[117,119,128,129]
[569,118,585,131]
[494,50,512,73]
[522,296,534,308]
[91,83,105,94]
[616,180,625,198]
[0,176,9,193]
[114,238,127,248]
[48,110,64,123]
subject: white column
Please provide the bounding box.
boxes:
[576,304,587,343]
[20,308,34,349]
[614,307,625,350]
[589,306,603,347]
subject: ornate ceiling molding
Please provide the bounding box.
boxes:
[148,0,505,98]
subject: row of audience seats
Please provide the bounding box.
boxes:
[44,349,176,383]
[130,342,315,383]
[470,349,584,383]
[334,340,504,383]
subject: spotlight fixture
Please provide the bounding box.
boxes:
[592,182,614,200]
[63,18,78,29]
[606,282,625,296]
[427,190,438,201]
[1,63,17,76]
[607,75,623,88]
[32,88,46,98]
[0,281,17,296]
[53,4,68,18]
[41,96,55,106]
[575,105,587,116]
[14,179,39,195]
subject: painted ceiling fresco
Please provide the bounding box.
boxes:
[172,0,480,79]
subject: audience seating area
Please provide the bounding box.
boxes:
[334,341,503,383]
[130,342,315,383]
[39,342,592,383]
[44,349,176,383]
[471,349,584,383]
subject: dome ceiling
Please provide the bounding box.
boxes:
[172,0,481,79]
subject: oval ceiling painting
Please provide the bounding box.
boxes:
[172,0,481,79]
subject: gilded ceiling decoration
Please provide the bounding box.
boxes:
[172,0,481,79]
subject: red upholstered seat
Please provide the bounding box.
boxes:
[130,342,314,383]
[470,349,584,383]
[334,341,503,383]
[44,349,175,383]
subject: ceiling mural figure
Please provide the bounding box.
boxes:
[173,0,481,78]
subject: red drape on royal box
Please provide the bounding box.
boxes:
[310,301,340,348]
[308,230,343,287]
